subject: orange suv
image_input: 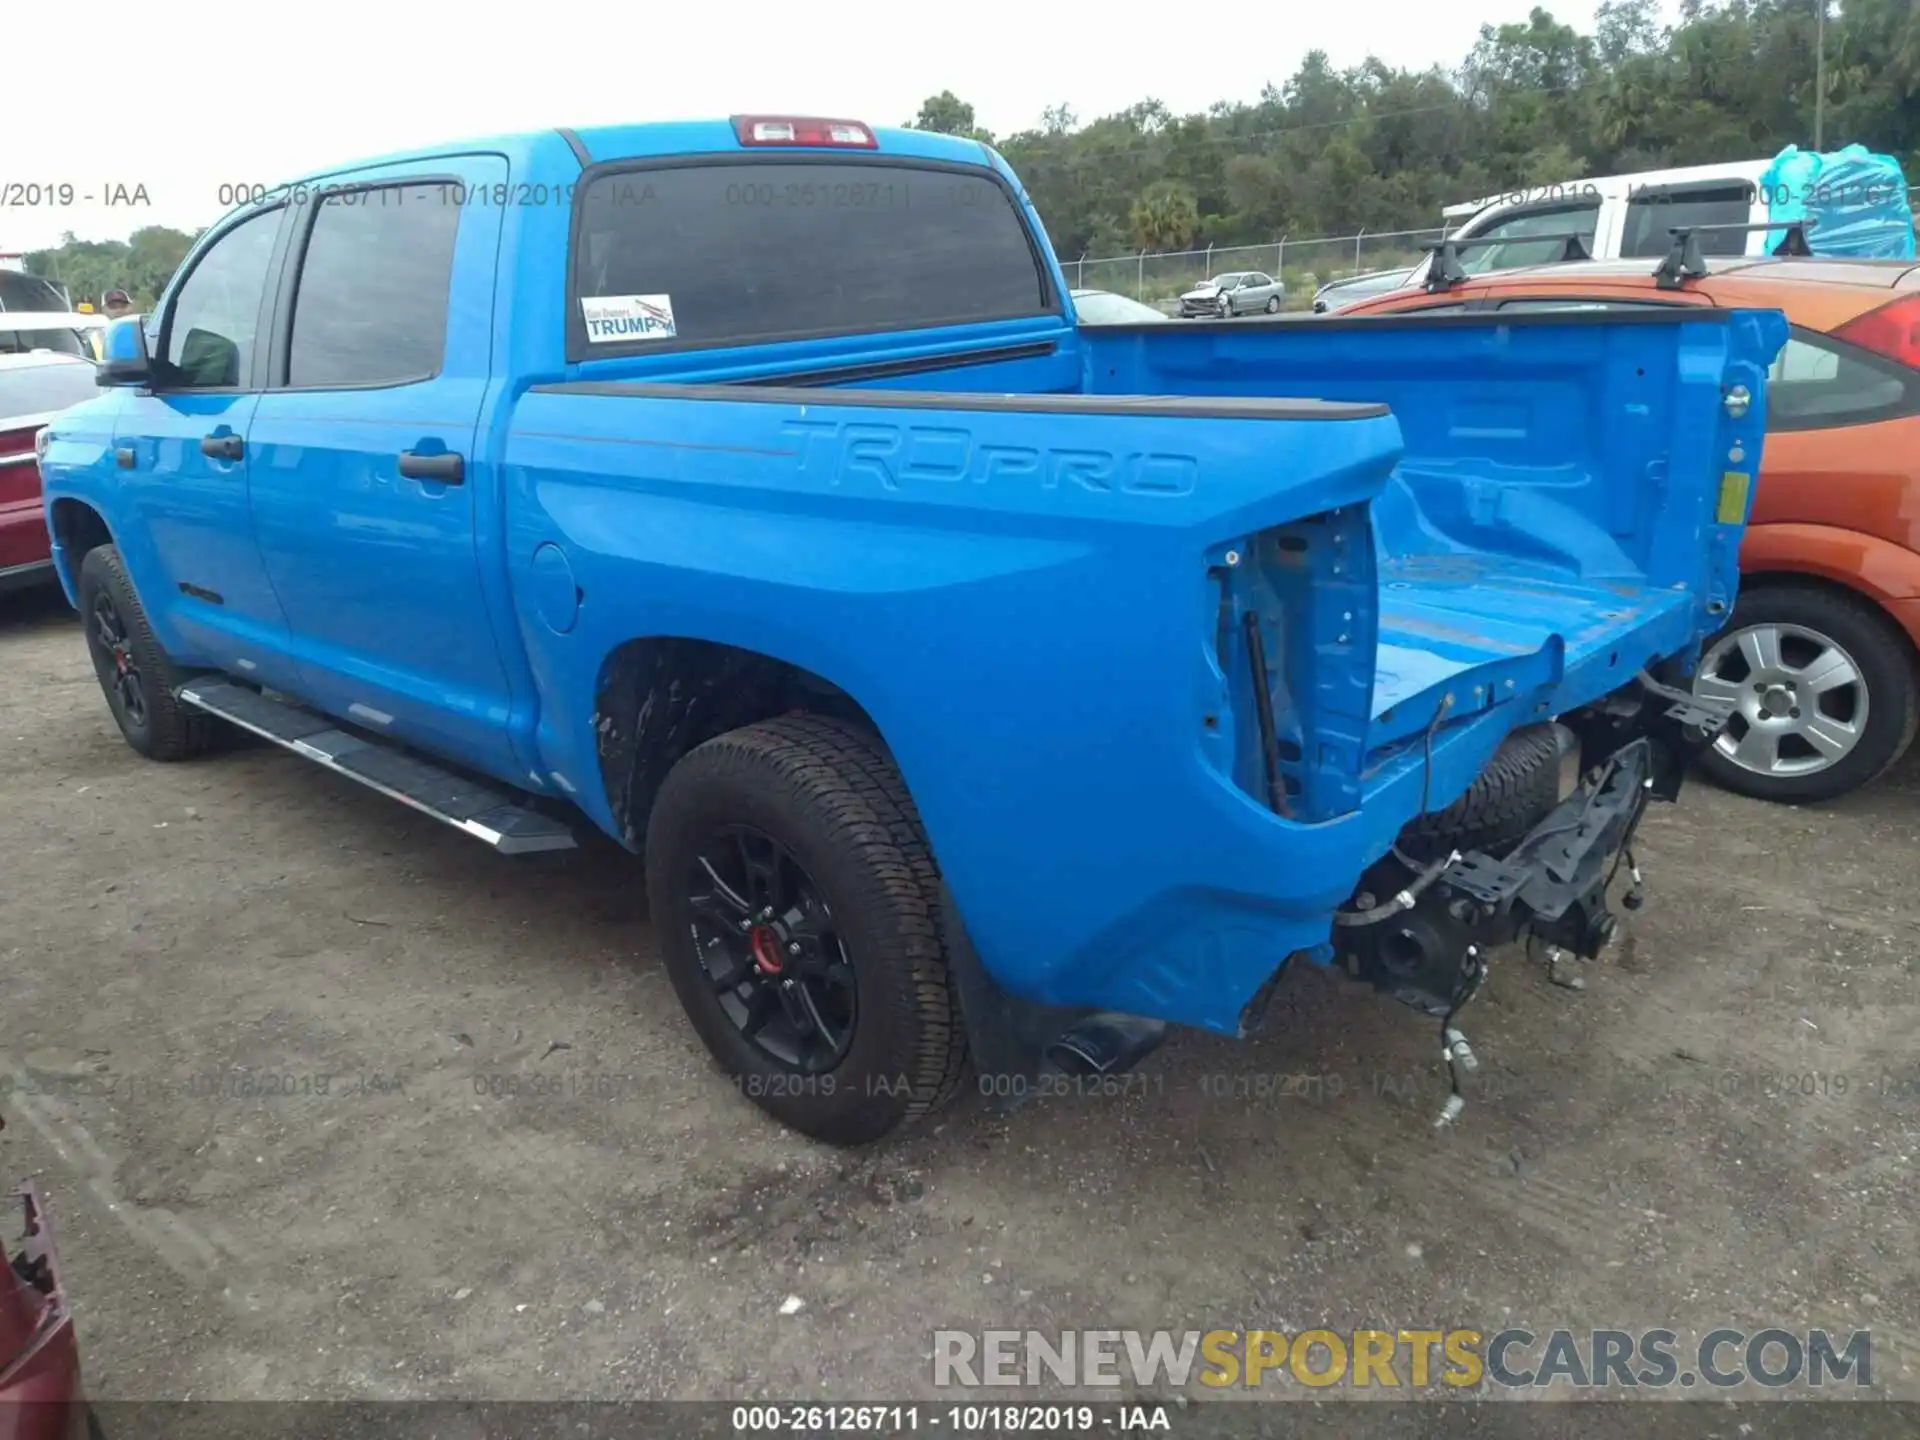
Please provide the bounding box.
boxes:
[1348,248,1920,804]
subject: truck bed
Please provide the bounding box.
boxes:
[1374,557,1679,719]
[1081,309,1777,750]
[510,308,1781,1030]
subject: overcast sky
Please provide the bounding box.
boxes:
[10,0,1613,254]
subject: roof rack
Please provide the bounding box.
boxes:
[1421,232,1594,292]
[1654,220,1815,289]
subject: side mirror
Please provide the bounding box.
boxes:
[98,316,154,387]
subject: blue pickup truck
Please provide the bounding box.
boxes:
[38,116,1785,1143]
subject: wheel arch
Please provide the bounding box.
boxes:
[1739,524,1920,654]
[1738,562,1920,669]
[590,635,885,856]
[48,498,114,605]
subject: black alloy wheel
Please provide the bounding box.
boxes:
[87,586,149,734]
[686,823,858,1073]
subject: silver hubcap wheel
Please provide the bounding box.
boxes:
[1695,622,1869,778]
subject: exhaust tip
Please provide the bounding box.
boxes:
[1045,1013,1168,1078]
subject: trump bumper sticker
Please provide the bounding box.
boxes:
[582,294,677,342]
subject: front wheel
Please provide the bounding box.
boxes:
[644,715,968,1144]
[78,545,214,761]
[1692,583,1918,804]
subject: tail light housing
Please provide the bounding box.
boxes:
[730,115,877,149]
[1833,293,1920,370]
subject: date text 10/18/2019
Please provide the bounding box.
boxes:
[730,1404,1173,1433]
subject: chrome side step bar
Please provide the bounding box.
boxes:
[177,680,577,854]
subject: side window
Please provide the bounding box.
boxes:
[1249,273,1273,287]
[1766,330,1914,431]
[285,184,459,389]
[162,207,282,388]
[1622,184,1753,259]
[0,270,71,312]
[1460,203,1600,274]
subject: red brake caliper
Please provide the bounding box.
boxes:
[748,925,784,975]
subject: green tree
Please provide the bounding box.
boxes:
[25,226,198,310]
[1129,181,1200,250]
[31,2,1920,296]
[906,91,994,144]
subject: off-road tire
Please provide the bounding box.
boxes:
[78,545,214,761]
[1402,722,1564,858]
[645,715,968,1145]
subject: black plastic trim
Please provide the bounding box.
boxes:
[530,379,1387,421]
[562,152,1062,365]
[556,128,592,167]
[397,450,465,484]
[736,340,1058,388]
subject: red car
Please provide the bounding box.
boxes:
[1,353,100,595]
[1,1183,87,1439]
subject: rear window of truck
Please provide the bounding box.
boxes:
[568,160,1052,355]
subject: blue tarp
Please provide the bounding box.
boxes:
[1762,144,1916,259]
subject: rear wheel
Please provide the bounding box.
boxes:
[645,715,967,1145]
[1693,582,1917,804]
[1264,295,1280,313]
[78,545,214,761]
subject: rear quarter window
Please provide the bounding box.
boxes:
[568,160,1052,357]
[1622,185,1754,259]
[1766,328,1916,431]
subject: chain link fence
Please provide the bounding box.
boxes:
[1067,228,1447,311]
[1066,187,1920,312]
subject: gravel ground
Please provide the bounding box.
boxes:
[2,585,1917,1424]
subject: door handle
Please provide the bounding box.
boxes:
[398,451,464,485]
[199,433,243,461]
[115,447,136,469]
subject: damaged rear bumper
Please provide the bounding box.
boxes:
[1446,734,1657,961]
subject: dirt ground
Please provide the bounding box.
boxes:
[3,585,1917,1421]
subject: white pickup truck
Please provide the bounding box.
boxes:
[1417,159,1781,284]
